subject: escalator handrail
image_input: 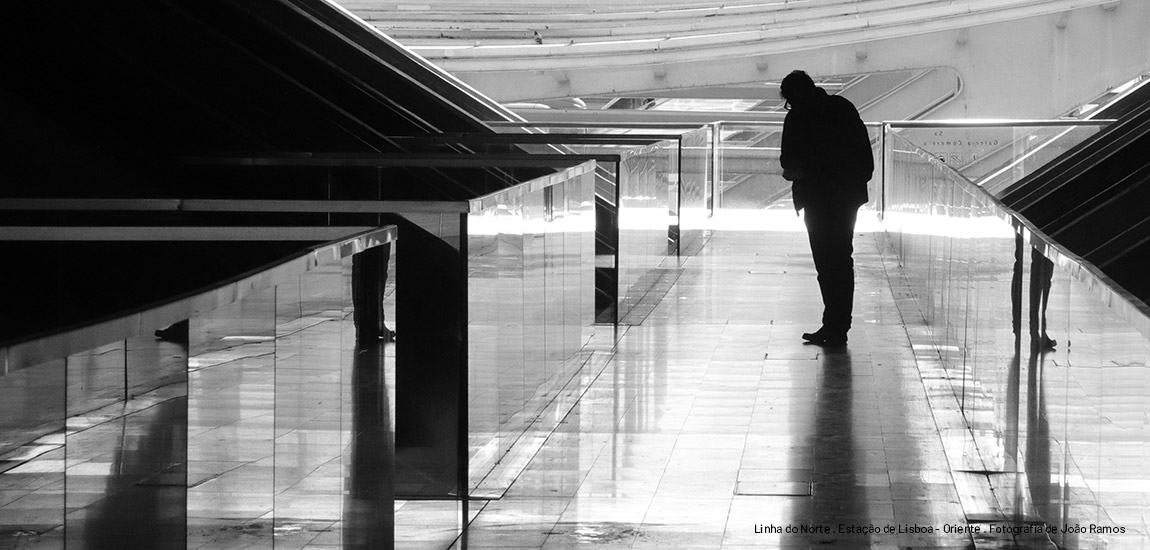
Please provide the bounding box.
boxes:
[1001,101,1150,210]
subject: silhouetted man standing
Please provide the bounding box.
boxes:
[779,70,873,346]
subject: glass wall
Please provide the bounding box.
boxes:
[1,333,188,549]
[888,121,1110,196]
[715,122,785,210]
[466,163,596,494]
[0,229,423,549]
[563,140,680,324]
[679,126,712,255]
[883,131,1150,547]
[616,142,679,324]
[713,122,883,215]
[186,283,277,549]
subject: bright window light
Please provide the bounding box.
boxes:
[1111,75,1145,95]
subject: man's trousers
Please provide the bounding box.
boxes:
[803,203,860,335]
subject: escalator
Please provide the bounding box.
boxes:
[999,88,1150,305]
[1,0,552,342]
[949,75,1148,193]
[2,0,534,205]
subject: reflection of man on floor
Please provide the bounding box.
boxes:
[779,70,873,346]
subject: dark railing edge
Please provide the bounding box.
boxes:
[467,161,599,214]
[0,226,397,374]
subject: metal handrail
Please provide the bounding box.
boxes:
[468,161,597,212]
[886,119,1116,128]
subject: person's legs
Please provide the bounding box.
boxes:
[352,243,394,341]
[1029,247,1056,350]
[803,203,859,343]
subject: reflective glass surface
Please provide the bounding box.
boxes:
[617,142,678,324]
[716,122,785,210]
[65,351,187,549]
[66,342,126,417]
[186,285,276,549]
[883,131,1150,547]
[890,122,1110,196]
[272,266,348,544]
[467,165,597,495]
[2,335,187,548]
[565,141,679,324]
[0,235,436,549]
[0,358,66,548]
[715,122,882,213]
[679,126,712,255]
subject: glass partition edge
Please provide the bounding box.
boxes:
[885,131,1150,340]
[1,226,398,374]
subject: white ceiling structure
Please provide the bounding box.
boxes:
[342,0,1150,121]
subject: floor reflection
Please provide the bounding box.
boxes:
[71,397,188,550]
[801,349,868,546]
[344,340,395,549]
[1026,342,1056,544]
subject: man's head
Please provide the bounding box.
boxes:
[780,70,817,109]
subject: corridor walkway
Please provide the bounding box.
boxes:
[458,228,989,549]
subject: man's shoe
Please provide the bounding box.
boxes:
[801,328,826,342]
[801,328,847,346]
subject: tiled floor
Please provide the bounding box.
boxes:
[456,229,980,549]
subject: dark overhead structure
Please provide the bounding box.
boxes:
[2,0,536,202]
[0,0,557,342]
[1001,85,1150,305]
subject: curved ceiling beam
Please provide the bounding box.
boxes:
[348,0,1128,102]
